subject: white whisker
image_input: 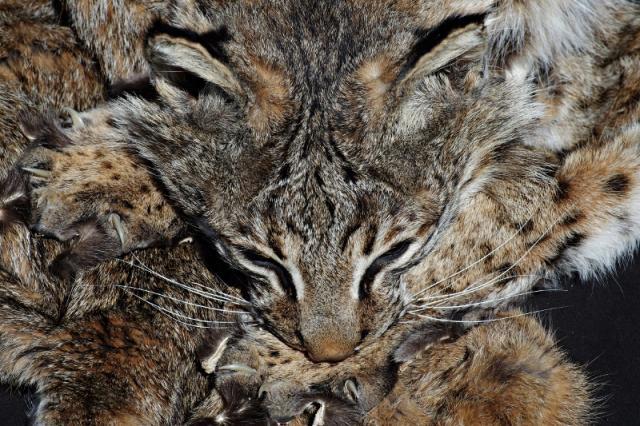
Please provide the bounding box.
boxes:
[412,306,567,325]
[187,279,249,304]
[119,256,250,306]
[130,254,250,304]
[416,274,543,307]
[410,287,566,313]
[125,290,237,329]
[114,284,247,314]
[419,205,574,304]
[412,210,538,300]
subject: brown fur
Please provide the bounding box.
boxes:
[2,0,640,424]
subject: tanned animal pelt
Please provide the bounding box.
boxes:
[2,0,640,424]
[0,3,217,423]
[367,312,593,425]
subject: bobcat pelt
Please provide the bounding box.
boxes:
[3,0,640,423]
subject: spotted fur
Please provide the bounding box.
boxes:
[2,0,640,424]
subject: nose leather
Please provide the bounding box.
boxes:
[307,339,355,362]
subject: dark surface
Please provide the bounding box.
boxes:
[1,254,639,425]
[0,387,30,425]
[531,251,640,426]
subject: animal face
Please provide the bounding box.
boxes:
[106,0,602,361]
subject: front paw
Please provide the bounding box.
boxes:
[200,326,367,425]
[14,110,185,279]
[198,327,270,424]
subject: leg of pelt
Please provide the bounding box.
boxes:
[366,314,592,425]
[1,192,207,425]
[0,303,207,425]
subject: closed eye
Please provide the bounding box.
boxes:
[359,239,414,299]
[241,249,297,299]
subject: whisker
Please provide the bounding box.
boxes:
[411,274,539,306]
[125,290,238,329]
[130,254,250,305]
[416,273,543,306]
[188,279,249,304]
[411,306,568,325]
[409,287,567,313]
[114,284,247,314]
[419,207,573,304]
[119,257,249,306]
[412,210,538,300]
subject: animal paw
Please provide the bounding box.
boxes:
[197,328,270,423]
[14,110,185,280]
[199,326,367,425]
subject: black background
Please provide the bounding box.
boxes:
[1,253,639,425]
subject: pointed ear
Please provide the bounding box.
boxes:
[146,26,244,105]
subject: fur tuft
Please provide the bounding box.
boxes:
[485,0,619,78]
[0,168,30,230]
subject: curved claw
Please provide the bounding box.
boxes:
[178,236,193,245]
[216,364,257,375]
[201,336,229,374]
[18,123,38,141]
[310,401,326,426]
[63,107,85,129]
[21,167,51,179]
[343,379,359,404]
[2,192,26,206]
[108,213,126,248]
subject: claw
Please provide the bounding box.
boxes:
[108,213,126,248]
[178,236,193,245]
[311,401,326,426]
[21,167,51,178]
[18,123,38,141]
[201,336,229,374]
[63,107,85,129]
[216,363,257,375]
[2,192,25,206]
[343,379,359,403]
